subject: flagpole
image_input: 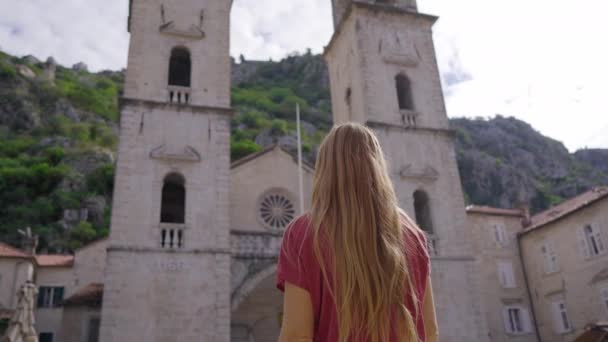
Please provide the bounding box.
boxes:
[296,103,305,215]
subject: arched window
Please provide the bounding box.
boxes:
[413,190,433,233]
[168,47,191,87]
[395,73,414,110]
[161,173,186,224]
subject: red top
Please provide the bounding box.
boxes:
[277,215,431,342]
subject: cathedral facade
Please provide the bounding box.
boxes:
[99,0,488,341]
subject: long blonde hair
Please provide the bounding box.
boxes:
[310,123,420,342]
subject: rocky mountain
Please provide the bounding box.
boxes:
[0,49,606,252]
[451,117,608,212]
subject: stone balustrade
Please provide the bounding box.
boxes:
[167,85,191,105]
[230,230,283,259]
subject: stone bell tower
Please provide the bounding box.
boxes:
[324,1,489,341]
[99,0,232,341]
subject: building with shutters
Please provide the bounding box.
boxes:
[467,206,537,342]
[519,187,608,342]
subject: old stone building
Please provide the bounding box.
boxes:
[2,0,608,342]
[0,243,34,321]
[519,187,608,342]
[98,0,233,340]
[467,206,537,342]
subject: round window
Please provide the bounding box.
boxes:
[258,191,296,230]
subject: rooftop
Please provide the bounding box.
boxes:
[230,143,315,171]
[465,205,524,217]
[35,254,74,267]
[523,187,608,234]
[0,242,29,259]
[63,283,103,307]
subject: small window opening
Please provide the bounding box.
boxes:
[168,47,191,87]
[345,87,352,107]
[413,190,433,233]
[161,173,185,224]
[395,73,414,110]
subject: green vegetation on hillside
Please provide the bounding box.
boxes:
[230,52,331,161]
[0,49,606,252]
[0,53,117,251]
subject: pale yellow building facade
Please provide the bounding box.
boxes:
[467,207,537,342]
[519,187,608,342]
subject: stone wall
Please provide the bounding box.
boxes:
[0,259,32,309]
[230,147,313,233]
[468,211,537,342]
[124,0,231,108]
[71,239,107,289]
[59,307,101,342]
[520,198,608,342]
[99,100,232,340]
[101,250,231,341]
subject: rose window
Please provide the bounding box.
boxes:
[258,193,296,230]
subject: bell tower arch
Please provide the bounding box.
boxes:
[324,1,489,341]
[99,0,233,341]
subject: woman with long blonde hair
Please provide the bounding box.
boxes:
[277,123,438,342]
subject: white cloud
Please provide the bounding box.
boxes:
[230,0,332,60]
[0,0,606,151]
[422,0,608,151]
[0,0,128,70]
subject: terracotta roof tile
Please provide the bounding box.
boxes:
[465,205,524,217]
[524,187,608,233]
[63,283,103,307]
[35,254,74,267]
[0,242,29,258]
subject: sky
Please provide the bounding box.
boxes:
[1,0,607,151]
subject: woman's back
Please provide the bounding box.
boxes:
[277,214,431,341]
[276,123,437,342]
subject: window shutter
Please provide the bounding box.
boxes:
[502,307,513,333]
[577,227,591,259]
[498,262,516,288]
[498,263,507,288]
[37,288,46,308]
[594,226,605,253]
[521,308,532,333]
[505,262,515,288]
[52,287,64,307]
[551,302,562,333]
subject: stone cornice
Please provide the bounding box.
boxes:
[430,256,476,262]
[366,120,455,137]
[120,97,234,117]
[107,245,231,255]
